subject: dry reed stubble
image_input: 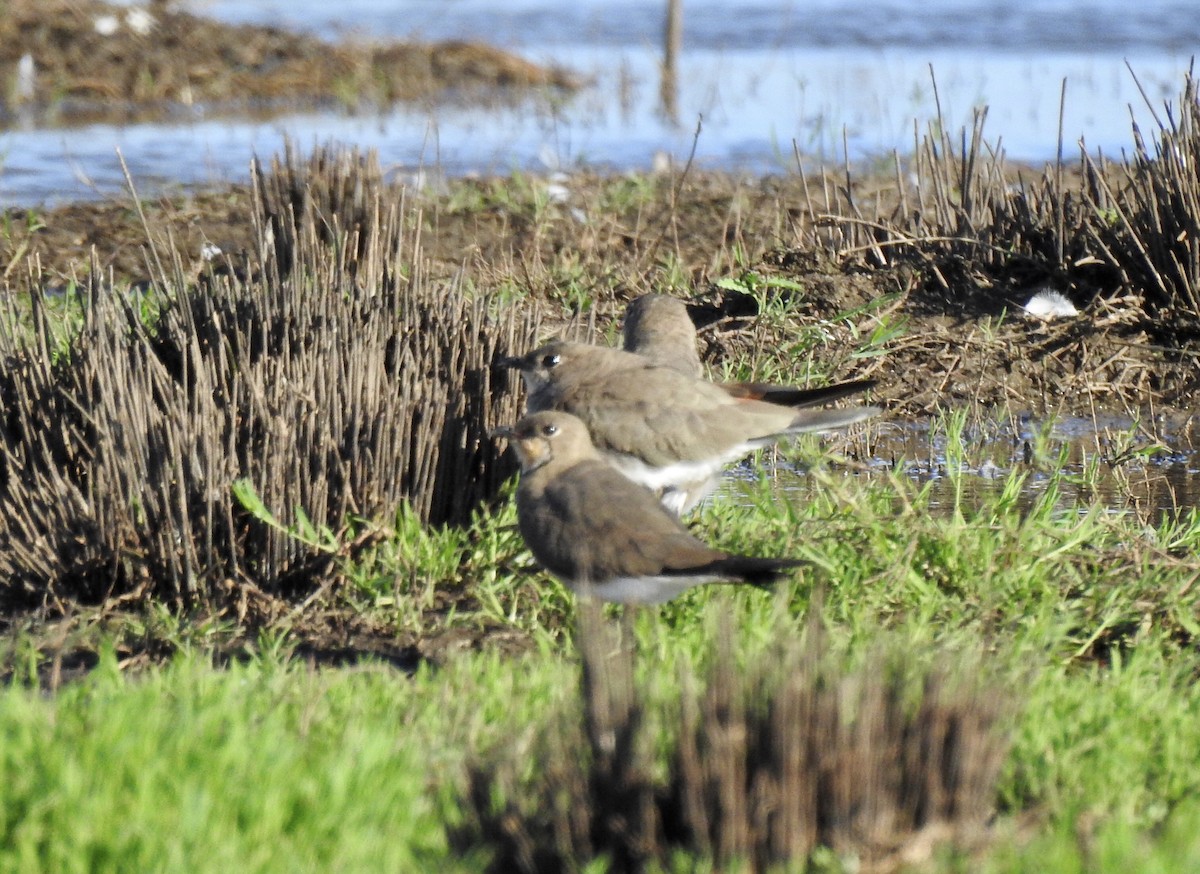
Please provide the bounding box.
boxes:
[0,145,540,612]
[458,607,1010,872]
[803,71,1200,338]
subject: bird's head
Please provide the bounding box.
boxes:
[493,341,584,392]
[492,410,594,473]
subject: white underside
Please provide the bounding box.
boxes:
[602,445,758,515]
[597,408,877,515]
[601,450,730,490]
[574,574,723,604]
[659,477,721,516]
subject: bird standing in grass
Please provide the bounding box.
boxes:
[622,293,705,377]
[494,411,806,604]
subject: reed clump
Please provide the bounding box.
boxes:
[457,607,1010,872]
[0,144,538,612]
[804,69,1200,336]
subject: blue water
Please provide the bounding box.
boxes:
[204,0,1200,53]
[0,0,1195,206]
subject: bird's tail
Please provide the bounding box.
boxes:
[726,377,876,408]
[709,555,809,588]
[785,405,880,434]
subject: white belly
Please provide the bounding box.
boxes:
[600,448,749,515]
[600,450,728,491]
[574,574,722,604]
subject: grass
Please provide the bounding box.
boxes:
[0,646,570,873]
[2,434,1198,870]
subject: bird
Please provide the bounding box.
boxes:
[496,340,879,515]
[622,293,704,377]
[494,411,806,604]
[622,293,875,406]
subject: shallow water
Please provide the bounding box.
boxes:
[1,0,1196,206]
[720,412,1200,520]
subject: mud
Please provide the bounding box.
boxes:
[4,169,1199,421]
[0,0,578,127]
[3,157,1200,668]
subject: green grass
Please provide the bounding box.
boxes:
[2,431,1200,870]
[0,645,573,873]
[710,272,906,386]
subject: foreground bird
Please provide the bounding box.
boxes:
[495,411,806,604]
[497,340,879,515]
[621,293,876,406]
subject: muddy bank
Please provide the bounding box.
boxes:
[3,166,1198,421]
[2,150,1199,665]
[0,0,579,127]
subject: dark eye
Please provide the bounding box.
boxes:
[541,353,561,368]
[541,423,558,437]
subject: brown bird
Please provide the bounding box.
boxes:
[496,340,878,515]
[495,411,805,604]
[622,293,704,377]
[622,293,875,406]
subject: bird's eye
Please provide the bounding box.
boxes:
[541,423,559,437]
[541,353,561,368]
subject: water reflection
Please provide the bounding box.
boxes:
[718,414,1200,521]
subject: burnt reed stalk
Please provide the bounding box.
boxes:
[803,70,1200,332]
[0,145,539,610]
[457,613,1010,872]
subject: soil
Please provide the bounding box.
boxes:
[4,164,1198,673]
[6,170,1200,419]
[3,166,1199,674]
[0,606,540,688]
[1,1,1195,423]
[0,0,579,126]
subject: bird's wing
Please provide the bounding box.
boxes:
[565,362,797,464]
[531,460,726,582]
[721,378,875,407]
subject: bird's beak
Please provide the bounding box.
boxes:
[489,424,516,440]
[493,354,523,370]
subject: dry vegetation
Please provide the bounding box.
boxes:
[457,607,1009,872]
[1,58,1200,874]
[2,75,1200,620]
[0,147,542,614]
[799,72,1200,325]
[774,73,1200,412]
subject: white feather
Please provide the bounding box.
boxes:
[1023,289,1078,319]
[601,451,733,492]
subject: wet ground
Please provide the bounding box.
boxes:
[4,165,1200,669]
[0,0,579,204]
[4,148,1199,394]
[724,413,1200,527]
[4,166,1197,477]
[0,0,577,120]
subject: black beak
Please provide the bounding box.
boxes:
[489,424,516,440]
[493,354,523,370]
